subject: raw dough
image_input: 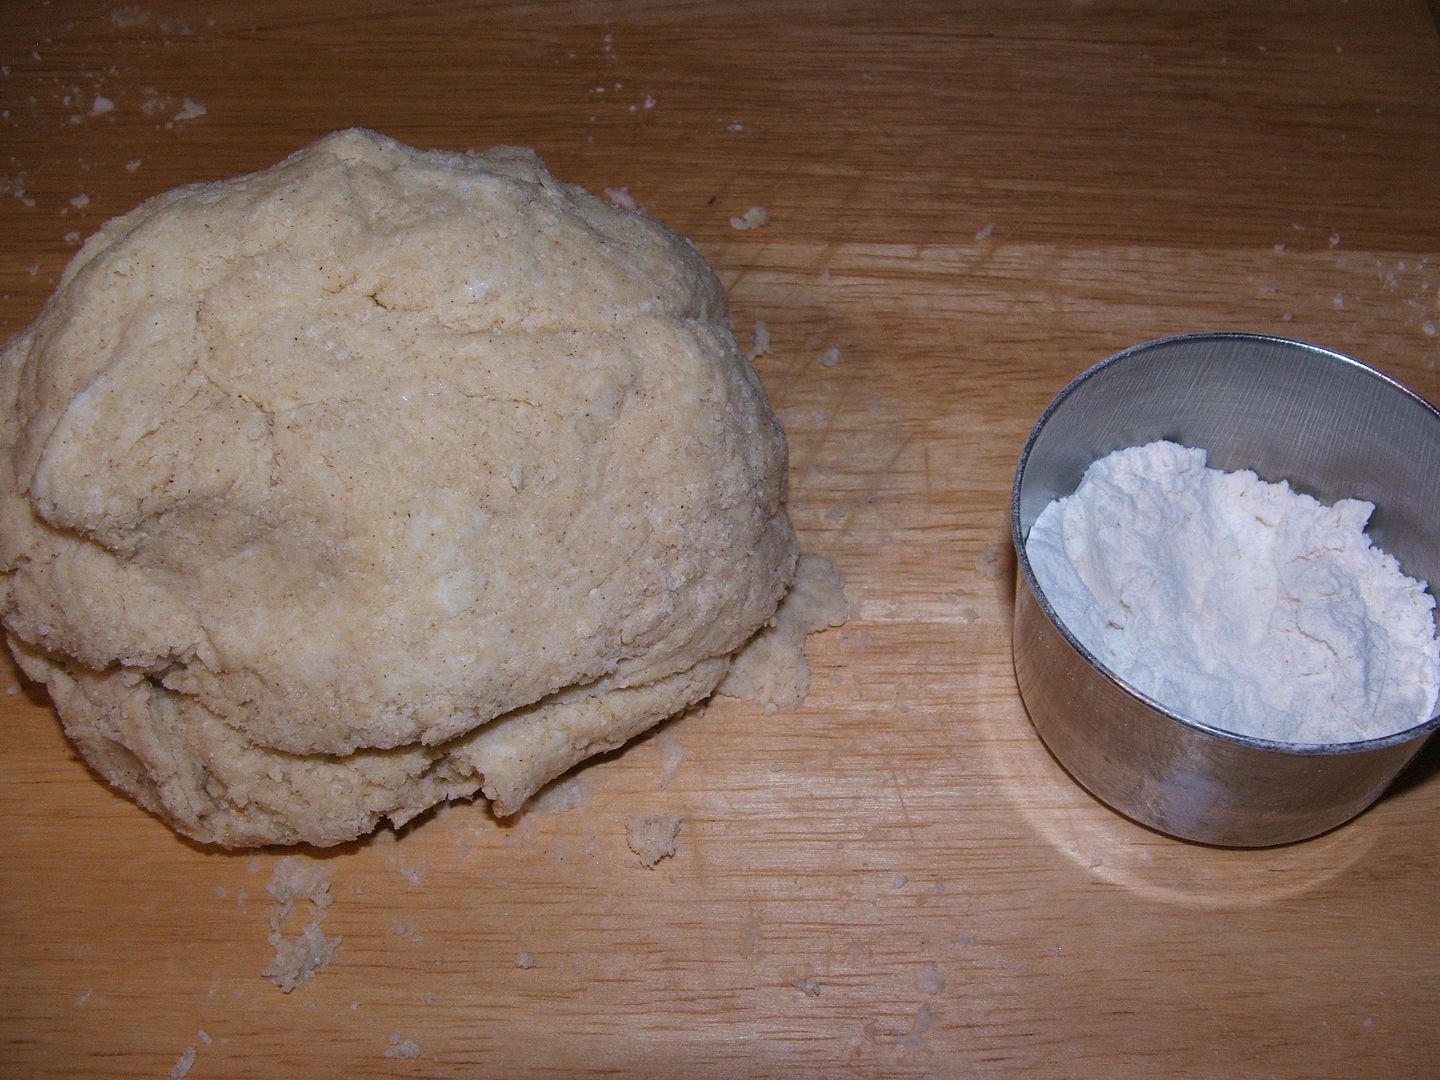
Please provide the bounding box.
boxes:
[0,129,813,846]
[626,812,682,868]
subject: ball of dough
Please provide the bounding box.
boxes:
[0,129,798,847]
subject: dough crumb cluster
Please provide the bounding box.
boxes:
[262,858,341,992]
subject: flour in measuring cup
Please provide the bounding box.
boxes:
[1025,440,1440,744]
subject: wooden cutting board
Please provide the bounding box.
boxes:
[2,3,1438,1076]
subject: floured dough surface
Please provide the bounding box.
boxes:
[0,128,811,847]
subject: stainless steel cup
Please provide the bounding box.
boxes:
[1011,332,1440,846]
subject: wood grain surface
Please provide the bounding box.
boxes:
[2,3,1439,1077]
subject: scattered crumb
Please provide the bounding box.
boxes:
[171,98,207,123]
[384,1034,422,1060]
[63,231,82,246]
[656,731,686,788]
[1273,242,1286,253]
[140,90,169,117]
[111,6,150,28]
[818,268,832,283]
[744,320,771,363]
[264,921,341,993]
[69,193,90,209]
[915,964,946,994]
[1330,231,1341,248]
[891,874,908,888]
[818,346,840,368]
[4,681,22,694]
[262,858,341,993]
[794,977,822,996]
[1332,293,1346,309]
[170,1046,197,1080]
[626,813,682,868]
[266,857,333,915]
[1422,321,1436,336]
[125,159,142,172]
[89,95,114,116]
[196,1029,212,1046]
[514,951,537,969]
[974,223,996,241]
[729,205,769,230]
[974,547,1003,581]
[604,186,636,210]
[899,1003,936,1052]
[74,988,91,1006]
[727,121,745,132]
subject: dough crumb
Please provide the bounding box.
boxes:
[974,547,1004,580]
[262,858,341,992]
[266,857,334,916]
[719,554,848,710]
[915,964,946,994]
[744,320,771,363]
[89,95,114,116]
[110,6,149,27]
[627,813,682,867]
[794,977,822,996]
[514,951,537,969]
[384,1034,422,1060]
[171,97,206,123]
[899,1003,936,1051]
[656,731,686,788]
[818,346,841,368]
[170,1046,197,1080]
[729,205,769,230]
[975,223,996,241]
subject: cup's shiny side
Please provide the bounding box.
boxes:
[1013,572,1430,846]
[1010,332,1440,847]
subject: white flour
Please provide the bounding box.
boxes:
[1026,441,1440,744]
